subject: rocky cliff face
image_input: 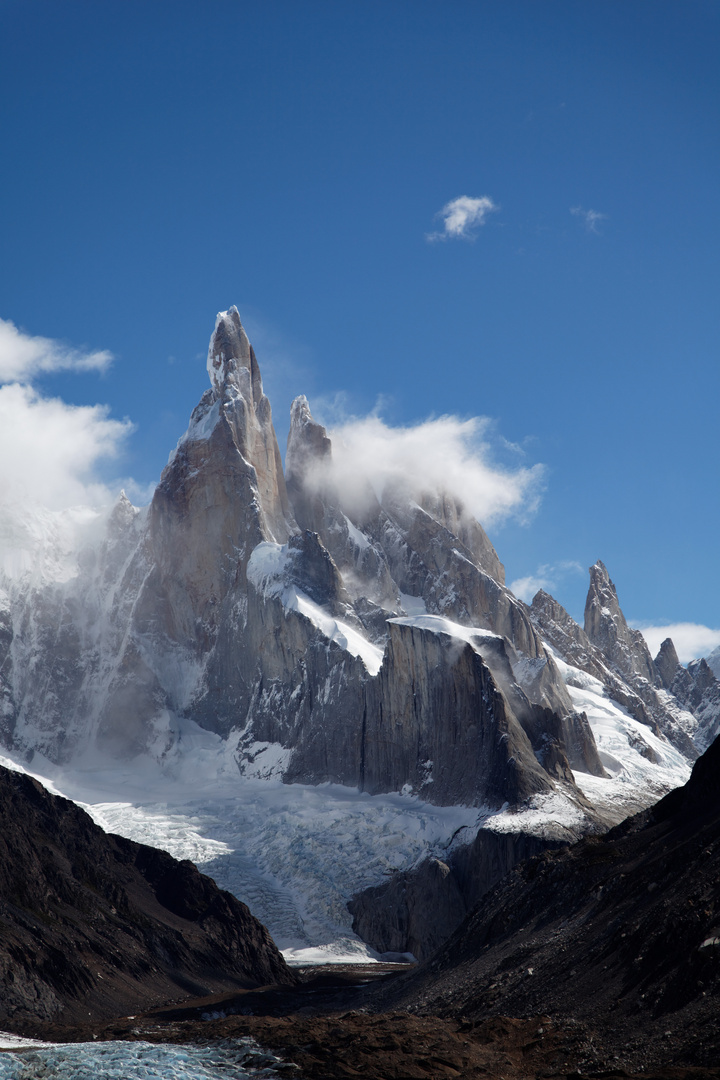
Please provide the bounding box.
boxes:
[666,657,720,753]
[584,560,658,684]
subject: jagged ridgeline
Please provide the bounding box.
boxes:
[0,309,715,812]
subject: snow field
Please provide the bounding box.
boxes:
[551,652,691,818]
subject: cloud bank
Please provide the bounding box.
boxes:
[317,412,544,528]
[427,195,498,241]
[635,622,720,665]
[0,384,132,511]
[0,319,132,514]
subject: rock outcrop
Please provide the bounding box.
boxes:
[584,560,658,684]
[654,636,681,689]
[349,824,585,962]
[0,764,292,1024]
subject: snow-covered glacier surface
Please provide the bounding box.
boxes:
[0,739,482,964]
[0,1038,289,1079]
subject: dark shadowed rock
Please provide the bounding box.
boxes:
[0,765,292,1024]
[348,858,467,962]
[349,827,576,961]
[372,735,720,1071]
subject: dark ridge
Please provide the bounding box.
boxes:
[0,765,293,1026]
[370,735,720,1072]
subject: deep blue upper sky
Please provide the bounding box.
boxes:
[1,0,718,647]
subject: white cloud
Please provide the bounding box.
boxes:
[634,622,720,665]
[0,319,132,520]
[427,195,498,242]
[309,411,544,528]
[0,383,133,511]
[0,317,113,383]
[570,206,607,234]
[510,560,584,603]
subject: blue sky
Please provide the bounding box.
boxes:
[1,0,718,656]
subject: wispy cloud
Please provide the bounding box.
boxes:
[633,622,720,665]
[0,317,113,383]
[510,561,584,603]
[0,319,132,518]
[427,195,498,242]
[306,409,544,528]
[570,206,607,234]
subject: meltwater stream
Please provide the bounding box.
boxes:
[0,1039,292,1079]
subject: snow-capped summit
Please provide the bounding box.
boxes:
[206,305,259,397]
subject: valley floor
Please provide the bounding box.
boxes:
[7,970,720,1080]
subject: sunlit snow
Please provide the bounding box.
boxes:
[247,541,384,675]
[550,651,691,819]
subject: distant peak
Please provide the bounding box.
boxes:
[287,395,332,469]
[655,637,681,690]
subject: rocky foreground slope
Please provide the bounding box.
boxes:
[0,764,292,1025]
[372,733,720,1072]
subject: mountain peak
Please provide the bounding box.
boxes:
[655,636,680,689]
[584,560,658,686]
[206,307,262,402]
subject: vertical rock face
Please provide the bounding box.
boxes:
[364,621,554,807]
[145,307,293,631]
[98,309,298,756]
